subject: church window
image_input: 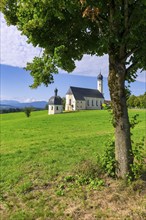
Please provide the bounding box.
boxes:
[69,99,71,105]
[87,100,89,106]
[92,100,94,106]
[56,106,58,110]
[51,106,53,110]
[96,100,98,106]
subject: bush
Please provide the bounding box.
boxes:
[24,107,32,117]
[128,138,145,182]
[100,137,145,181]
[100,139,116,177]
[102,103,111,110]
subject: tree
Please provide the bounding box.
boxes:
[127,95,136,108]
[24,107,32,118]
[127,93,146,108]
[1,0,146,178]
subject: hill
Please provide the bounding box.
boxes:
[0,110,146,219]
[0,100,48,110]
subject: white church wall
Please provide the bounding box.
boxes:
[48,105,63,115]
[48,105,54,114]
[65,94,76,111]
[65,95,104,111]
[84,97,104,110]
[76,100,86,110]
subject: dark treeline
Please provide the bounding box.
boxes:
[127,92,146,108]
[0,108,45,114]
[0,108,23,114]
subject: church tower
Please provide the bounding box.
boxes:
[97,73,103,94]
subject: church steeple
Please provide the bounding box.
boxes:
[97,73,103,94]
[54,88,58,97]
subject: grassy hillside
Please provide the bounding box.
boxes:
[0,110,146,219]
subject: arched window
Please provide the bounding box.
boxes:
[96,100,98,106]
[51,106,53,110]
[92,100,94,106]
[56,106,58,110]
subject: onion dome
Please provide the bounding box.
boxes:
[48,88,62,105]
[97,73,103,80]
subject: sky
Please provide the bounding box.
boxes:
[0,13,146,102]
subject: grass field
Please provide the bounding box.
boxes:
[0,109,146,219]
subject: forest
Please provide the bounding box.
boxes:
[127,93,146,108]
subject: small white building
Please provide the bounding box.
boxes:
[65,73,104,111]
[48,89,63,115]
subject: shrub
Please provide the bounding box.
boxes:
[24,107,32,117]
[100,139,116,177]
[127,138,145,182]
[100,137,145,181]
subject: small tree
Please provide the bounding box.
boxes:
[24,107,32,118]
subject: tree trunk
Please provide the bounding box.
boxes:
[108,56,133,178]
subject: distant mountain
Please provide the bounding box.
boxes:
[0,104,18,110]
[1,100,20,105]
[0,100,48,109]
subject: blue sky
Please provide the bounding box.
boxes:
[1,64,145,102]
[1,64,111,101]
[0,13,146,102]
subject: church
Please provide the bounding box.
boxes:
[65,73,104,111]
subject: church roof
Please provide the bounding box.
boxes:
[48,88,62,105]
[66,86,104,101]
[48,96,62,105]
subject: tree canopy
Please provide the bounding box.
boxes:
[1,0,146,87]
[127,93,146,108]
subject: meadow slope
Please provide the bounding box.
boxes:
[0,109,146,219]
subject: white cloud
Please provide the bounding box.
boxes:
[23,98,42,103]
[74,55,109,77]
[1,13,145,82]
[1,13,40,68]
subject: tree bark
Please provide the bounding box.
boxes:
[108,55,133,178]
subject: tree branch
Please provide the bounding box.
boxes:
[124,0,129,31]
[121,47,140,62]
[121,1,140,39]
[126,61,138,75]
[128,1,139,27]
[98,14,108,23]
[109,0,116,32]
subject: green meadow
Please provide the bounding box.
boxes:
[0,109,146,219]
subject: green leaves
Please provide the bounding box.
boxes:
[1,0,18,25]
[1,0,146,87]
[100,139,116,177]
[25,45,77,88]
[26,52,58,88]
